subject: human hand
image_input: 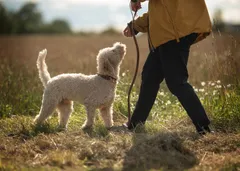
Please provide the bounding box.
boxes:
[131,0,141,12]
[123,25,133,37]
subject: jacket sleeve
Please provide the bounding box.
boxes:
[133,12,149,33]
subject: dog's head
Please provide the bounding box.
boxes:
[97,42,126,77]
[98,42,126,65]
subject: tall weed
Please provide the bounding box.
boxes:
[0,58,42,118]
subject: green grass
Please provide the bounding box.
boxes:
[116,72,240,132]
[0,58,42,118]
[0,58,240,171]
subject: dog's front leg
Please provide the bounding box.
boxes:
[100,105,113,128]
[82,105,96,129]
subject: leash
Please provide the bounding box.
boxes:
[127,3,140,125]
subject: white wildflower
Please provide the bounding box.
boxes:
[199,89,205,92]
[201,82,206,86]
[194,88,198,92]
[166,100,171,105]
[217,80,221,84]
[227,84,231,88]
[211,83,215,86]
[215,85,222,89]
[213,90,217,96]
[121,72,126,77]
[159,92,165,96]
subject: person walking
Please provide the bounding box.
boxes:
[123,0,213,135]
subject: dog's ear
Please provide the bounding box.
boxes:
[103,59,112,73]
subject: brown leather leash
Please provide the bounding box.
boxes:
[127,8,140,125]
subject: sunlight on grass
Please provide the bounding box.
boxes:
[1,35,240,170]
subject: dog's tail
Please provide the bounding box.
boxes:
[37,49,51,88]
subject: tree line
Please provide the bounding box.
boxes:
[0,2,72,34]
[2,2,233,35]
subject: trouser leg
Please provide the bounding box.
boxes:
[160,33,210,129]
[129,51,164,127]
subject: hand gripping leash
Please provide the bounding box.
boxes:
[127,2,140,126]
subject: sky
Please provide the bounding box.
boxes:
[1,0,240,32]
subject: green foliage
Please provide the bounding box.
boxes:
[0,58,42,118]
[0,3,12,34]
[13,3,43,34]
[115,71,186,122]
[115,71,240,132]
[0,2,121,35]
[1,57,240,132]
[100,27,121,35]
[0,66,240,171]
[41,19,72,34]
[0,2,72,34]
[201,81,240,132]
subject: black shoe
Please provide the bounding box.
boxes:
[197,125,214,135]
[202,125,214,133]
[122,121,143,130]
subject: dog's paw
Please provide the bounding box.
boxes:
[104,120,113,129]
[105,124,113,129]
[57,125,67,132]
[33,115,44,127]
[81,124,93,130]
[33,115,40,124]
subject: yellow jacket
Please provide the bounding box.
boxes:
[133,0,212,48]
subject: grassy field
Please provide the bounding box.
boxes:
[0,34,240,171]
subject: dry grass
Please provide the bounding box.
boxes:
[0,35,148,76]
[0,33,239,85]
[0,34,240,170]
[0,115,239,171]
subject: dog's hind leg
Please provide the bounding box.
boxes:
[34,95,58,125]
[82,105,96,129]
[100,105,113,128]
[57,100,73,129]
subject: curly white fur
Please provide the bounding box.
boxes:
[34,42,126,129]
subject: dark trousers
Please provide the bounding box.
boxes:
[130,33,210,130]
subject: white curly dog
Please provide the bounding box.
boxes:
[34,42,126,129]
